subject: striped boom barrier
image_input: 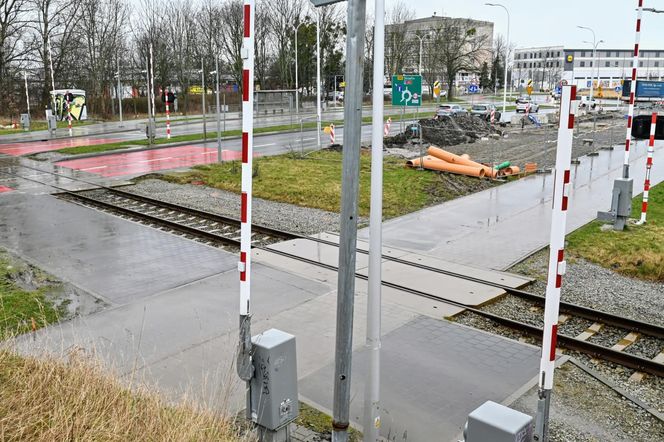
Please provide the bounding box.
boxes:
[639,112,657,224]
[330,123,336,144]
[623,0,644,178]
[384,117,391,136]
[165,92,170,138]
[237,0,255,387]
[535,85,578,440]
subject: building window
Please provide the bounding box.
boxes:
[656,61,660,67]
[581,51,586,57]
[640,61,644,67]
[557,51,561,57]
[614,61,619,67]
[530,62,533,68]
[580,61,585,67]
[589,61,593,67]
[539,52,542,58]
[556,61,560,67]
[606,51,611,57]
[546,51,549,58]
[605,61,610,67]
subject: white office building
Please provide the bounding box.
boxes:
[513,46,664,92]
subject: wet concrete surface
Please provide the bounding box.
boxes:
[361,139,664,270]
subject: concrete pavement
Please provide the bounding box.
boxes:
[360,139,664,270]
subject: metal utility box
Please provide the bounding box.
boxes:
[465,401,533,442]
[47,115,57,133]
[613,178,633,218]
[145,120,156,142]
[20,114,30,131]
[250,329,299,431]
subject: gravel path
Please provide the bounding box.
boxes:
[510,363,664,441]
[124,178,351,236]
[387,113,626,171]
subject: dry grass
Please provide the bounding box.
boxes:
[0,349,253,441]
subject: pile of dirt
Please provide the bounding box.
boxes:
[385,116,494,148]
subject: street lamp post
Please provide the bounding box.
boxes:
[293,22,305,115]
[200,58,207,140]
[486,3,510,119]
[583,38,605,102]
[414,34,425,75]
[211,56,222,162]
[316,12,322,149]
[116,59,123,127]
[577,26,599,101]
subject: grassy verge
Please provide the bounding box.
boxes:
[566,181,664,281]
[161,148,492,219]
[0,350,248,440]
[296,402,361,441]
[54,111,436,156]
[0,251,66,339]
[0,120,94,135]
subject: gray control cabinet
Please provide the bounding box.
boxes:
[20,113,30,130]
[465,401,532,442]
[250,329,299,430]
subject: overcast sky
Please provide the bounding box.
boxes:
[394,0,664,50]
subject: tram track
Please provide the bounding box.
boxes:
[2,162,663,377]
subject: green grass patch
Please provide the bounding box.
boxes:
[0,120,94,135]
[0,251,65,339]
[296,402,362,441]
[162,148,491,219]
[566,181,664,281]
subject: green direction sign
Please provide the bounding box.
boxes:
[392,74,422,107]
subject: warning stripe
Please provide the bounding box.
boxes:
[550,324,558,361]
[243,4,251,37]
[241,192,248,223]
[240,251,247,281]
[242,132,249,163]
[242,69,250,102]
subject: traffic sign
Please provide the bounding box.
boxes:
[468,84,479,93]
[527,86,533,95]
[433,80,441,98]
[615,86,622,93]
[391,74,422,107]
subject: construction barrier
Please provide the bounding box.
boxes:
[384,117,392,136]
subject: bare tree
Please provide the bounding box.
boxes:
[269,0,302,88]
[385,0,414,76]
[438,19,489,100]
[219,0,244,85]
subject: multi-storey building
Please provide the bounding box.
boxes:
[386,15,494,90]
[513,46,664,92]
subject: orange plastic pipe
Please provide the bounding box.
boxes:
[407,156,487,178]
[427,146,497,178]
[503,166,521,175]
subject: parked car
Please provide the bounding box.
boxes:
[469,104,501,122]
[436,104,468,117]
[515,97,539,113]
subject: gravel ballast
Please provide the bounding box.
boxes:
[124,178,351,236]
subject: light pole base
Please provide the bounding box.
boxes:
[534,388,552,442]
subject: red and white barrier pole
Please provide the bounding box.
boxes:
[638,112,657,224]
[165,89,171,139]
[66,92,72,137]
[383,117,391,136]
[623,1,644,179]
[534,85,578,442]
[330,123,336,145]
[237,0,255,390]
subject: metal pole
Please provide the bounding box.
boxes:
[534,85,577,442]
[215,57,222,162]
[47,37,56,112]
[66,91,72,136]
[363,0,384,439]
[294,24,299,115]
[623,1,644,179]
[237,0,256,415]
[486,3,509,118]
[333,1,366,440]
[117,59,123,127]
[316,13,322,149]
[24,72,30,123]
[201,58,207,140]
[149,44,156,120]
[165,88,171,139]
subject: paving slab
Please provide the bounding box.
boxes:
[0,192,234,305]
[267,238,521,307]
[299,316,540,442]
[360,140,664,270]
